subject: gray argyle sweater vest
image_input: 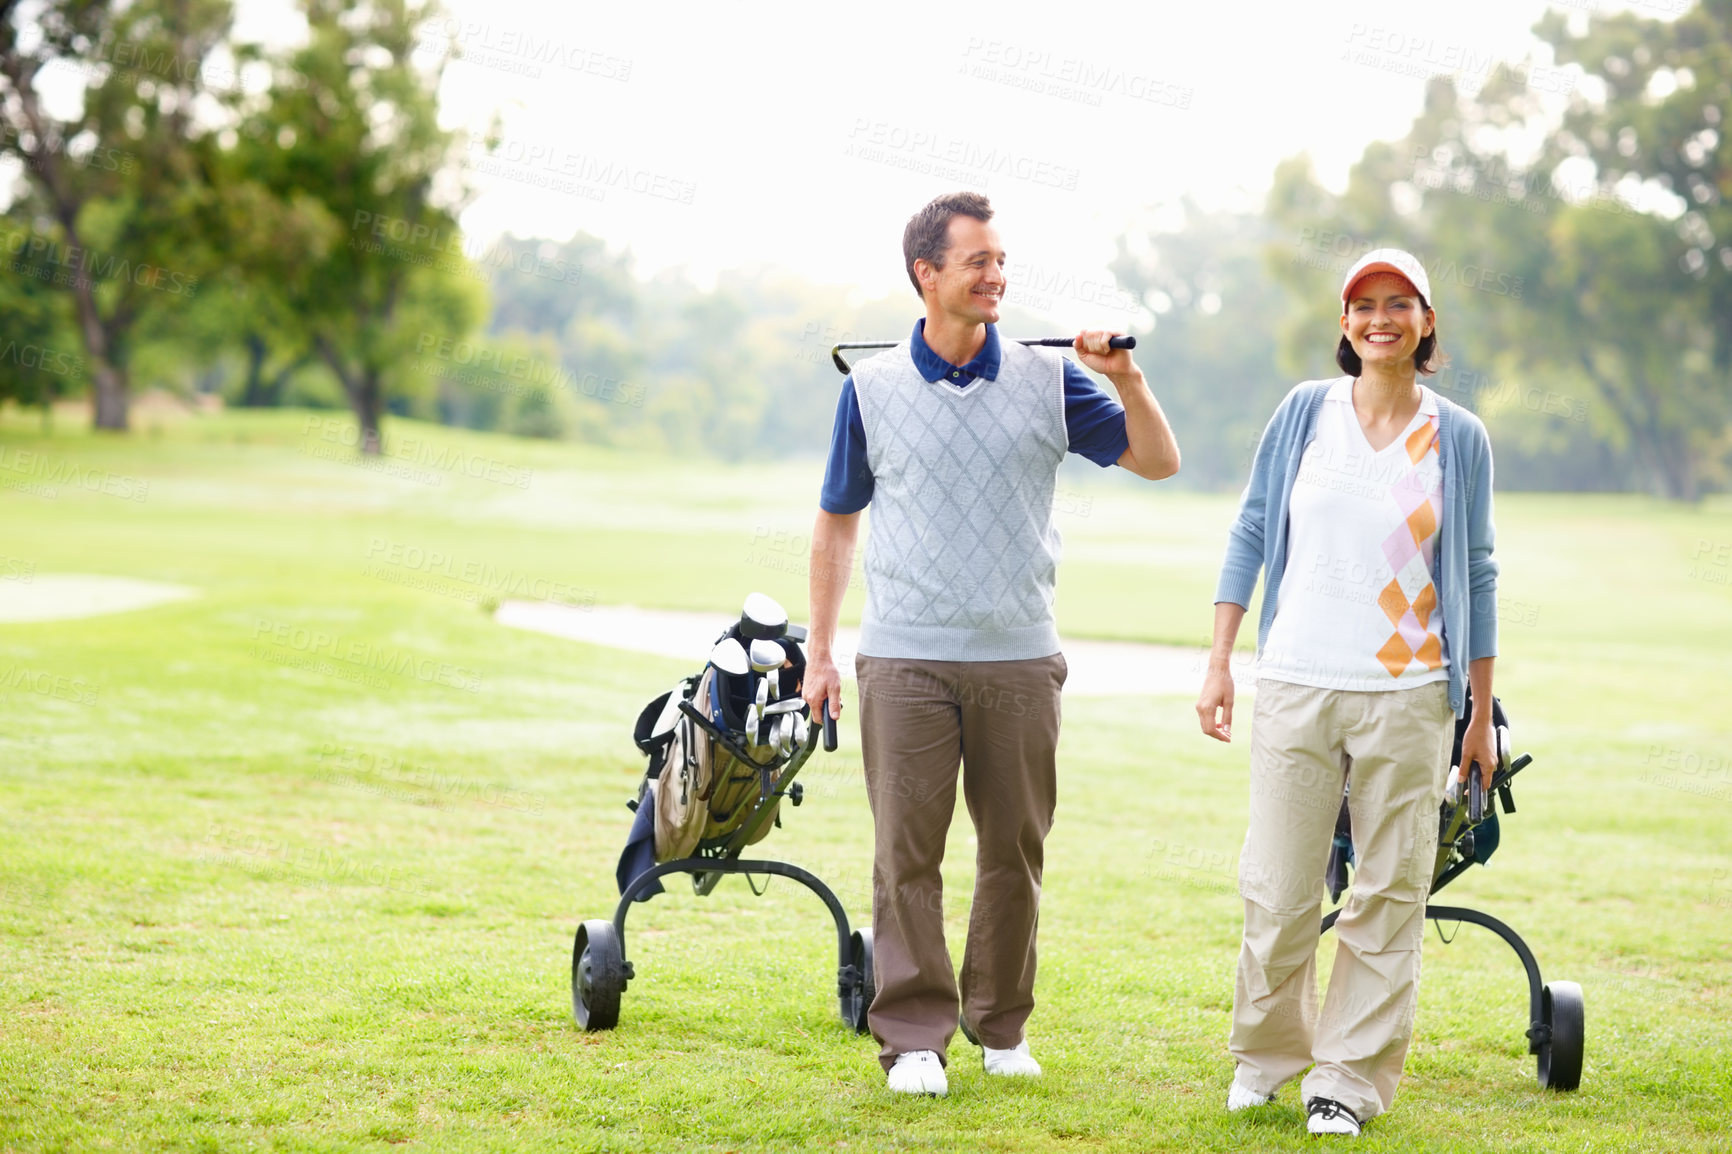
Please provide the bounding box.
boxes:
[853,338,1067,661]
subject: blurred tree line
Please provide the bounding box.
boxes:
[1115,3,1732,500]
[0,0,1727,498]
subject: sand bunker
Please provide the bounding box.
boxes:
[494,600,1241,697]
[0,575,200,623]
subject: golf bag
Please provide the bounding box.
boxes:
[575,597,866,1034]
[615,594,816,897]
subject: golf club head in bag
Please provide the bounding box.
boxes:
[738,591,788,641]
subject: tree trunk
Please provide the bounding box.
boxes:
[63,236,130,430]
[0,48,130,431]
[315,334,383,455]
[89,358,129,431]
[352,369,383,455]
[240,333,269,407]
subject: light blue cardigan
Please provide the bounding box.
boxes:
[1214,378,1499,717]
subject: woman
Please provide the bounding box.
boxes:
[1195,248,1499,1138]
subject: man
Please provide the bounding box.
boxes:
[800,191,1180,1096]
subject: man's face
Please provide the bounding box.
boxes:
[919,215,1005,326]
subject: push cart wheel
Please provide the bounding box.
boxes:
[573,919,625,1031]
[839,928,875,1034]
[1537,980,1584,1091]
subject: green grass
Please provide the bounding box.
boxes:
[2,406,1730,1152]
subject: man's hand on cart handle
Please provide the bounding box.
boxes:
[803,652,844,725]
[801,653,842,753]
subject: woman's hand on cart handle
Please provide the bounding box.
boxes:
[1456,718,1498,791]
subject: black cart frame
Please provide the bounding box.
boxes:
[572,709,875,1035]
[1319,723,1585,1091]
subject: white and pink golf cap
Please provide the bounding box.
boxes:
[1340,248,1431,311]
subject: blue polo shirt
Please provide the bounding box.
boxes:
[819,320,1131,514]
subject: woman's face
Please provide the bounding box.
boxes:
[1340,271,1434,372]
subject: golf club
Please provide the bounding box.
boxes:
[830,335,1136,374]
[709,636,750,677]
[739,592,789,640]
[748,673,771,749]
[749,638,786,674]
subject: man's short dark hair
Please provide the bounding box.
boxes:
[1335,296,1442,376]
[903,192,994,298]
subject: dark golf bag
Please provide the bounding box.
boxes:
[614,594,817,898]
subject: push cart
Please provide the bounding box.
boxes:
[1322,695,1584,1090]
[572,593,875,1035]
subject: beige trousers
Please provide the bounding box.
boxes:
[1231,678,1453,1122]
[854,653,1066,1071]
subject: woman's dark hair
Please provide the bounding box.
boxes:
[1336,293,1441,376]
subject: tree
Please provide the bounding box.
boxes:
[0,0,228,430]
[1539,3,1732,367]
[1110,198,1292,489]
[228,0,481,454]
[0,208,84,420]
[1386,15,1732,498]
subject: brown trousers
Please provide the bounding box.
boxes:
[854,652,1067,1071]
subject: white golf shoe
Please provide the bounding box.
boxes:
[886,1050,948,1096]
[981,1039,1042,1077]
[1226,1074,1274,1112]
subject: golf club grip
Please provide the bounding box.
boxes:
[1023,336,1137,350]
[1468,767,1484,824]
[822,707,838,752]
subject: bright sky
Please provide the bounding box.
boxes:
[415,0,1624,322]
[17,0,1653,326]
